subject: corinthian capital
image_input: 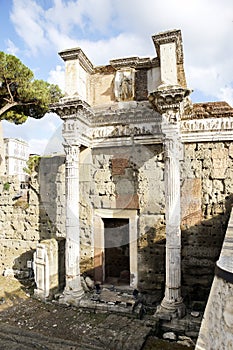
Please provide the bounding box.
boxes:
[63,143,80,163]
[149,85,192,122]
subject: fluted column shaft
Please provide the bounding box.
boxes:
[63,143,83,301]
[160,126,184,316]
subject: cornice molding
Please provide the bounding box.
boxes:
[59,47,94,74]
[152,29,183,64]
[50,98,94,121]
[110,57,159,69]
[148,85,191,117]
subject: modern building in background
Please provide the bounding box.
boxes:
[4,138,29,182]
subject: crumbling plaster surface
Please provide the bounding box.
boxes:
[1,139,233,308]
[78,144,166,288]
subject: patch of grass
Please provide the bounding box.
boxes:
[3,182,10,191]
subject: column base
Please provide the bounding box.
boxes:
[59,288,84,307]
[155,298,186,320]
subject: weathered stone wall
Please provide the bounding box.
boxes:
[89,66,151,106]
[1,141,232,310]
[0,155,66,276]
[77,140,232,306]
[135,69,148,101]
[90,66,115,106]
[39,156,66,240]
[181,142,233,308]
[37,142,233,308]
[0,175,40,274]
[78,144,166,297]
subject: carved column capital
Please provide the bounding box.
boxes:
[149,85,192,121]
[63,142,81,160]
[50,97,94,120]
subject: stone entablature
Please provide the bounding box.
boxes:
[51,98,233,149]
[181,102,233,142]
[181,117,233,142]
[51,100,164,147]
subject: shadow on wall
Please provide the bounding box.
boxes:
[134,194,232,309]
[77,193,231,311]
[181,194,233,311]
[11,155,66,297]
[10,146,233,308]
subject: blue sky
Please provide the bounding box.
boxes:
[0,0,233,154]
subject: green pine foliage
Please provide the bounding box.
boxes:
[0,51,63,124]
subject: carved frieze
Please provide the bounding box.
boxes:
[92,102,160,126]
[91,123,161,140]
[181,117,233,133]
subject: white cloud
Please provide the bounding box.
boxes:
[48,65,65,91]
[77,33,153,66]
[217,87,233,107]
[9,0,233,106]
[5,39,19,55]
[2,113,63,154]
[28,138,48,155]
[10,0,48,55]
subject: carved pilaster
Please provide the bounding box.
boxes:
[60,143,84,304]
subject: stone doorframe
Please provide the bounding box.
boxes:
[93,209,138,288]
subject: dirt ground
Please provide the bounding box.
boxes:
[0,276,193,349]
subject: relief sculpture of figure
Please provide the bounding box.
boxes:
[119,74,132,101]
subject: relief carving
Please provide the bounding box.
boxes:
[91,123,160,139]
[181,117,233,133]
[119,74,133,100]
[114,69,135,101]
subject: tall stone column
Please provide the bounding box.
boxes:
[61,142,84,304]
[160,120,185,317]
[149,86,191,318]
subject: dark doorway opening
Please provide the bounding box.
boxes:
[104,218,130,285]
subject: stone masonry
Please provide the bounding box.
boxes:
[0,175,39,274]
[1,30,233,329]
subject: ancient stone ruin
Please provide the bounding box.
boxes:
[1,30,233,341]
